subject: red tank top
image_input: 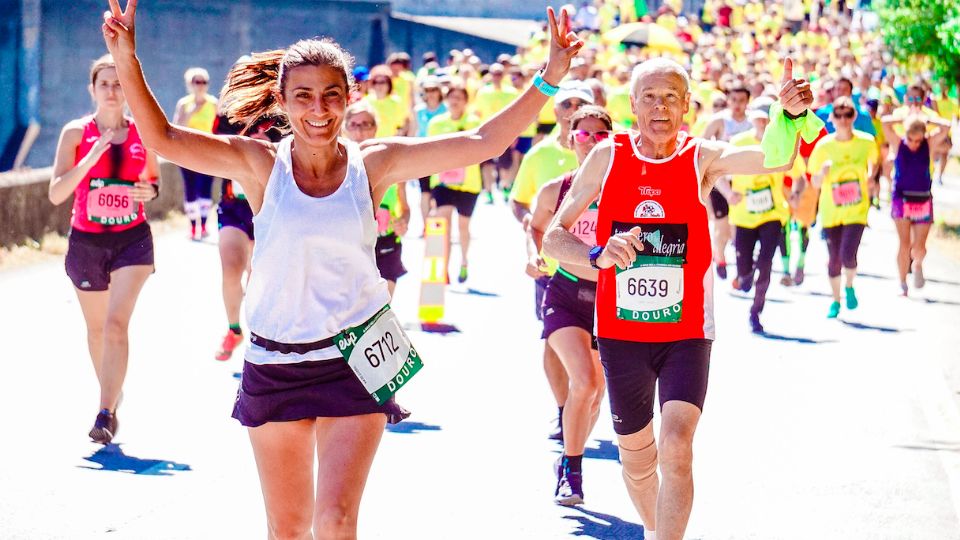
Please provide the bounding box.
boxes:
[595,132,715,342]
[71,116,149,233]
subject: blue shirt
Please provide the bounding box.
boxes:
[815,103,876,135]
[416,102,448,138]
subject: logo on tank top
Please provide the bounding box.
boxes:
[634,200,665,219]
[638,186,662,196]
[129,143,146,161]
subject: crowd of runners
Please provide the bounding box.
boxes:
[46,0,958,538]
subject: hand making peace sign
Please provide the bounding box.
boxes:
[101,0,138,58]
[543,6,586,85]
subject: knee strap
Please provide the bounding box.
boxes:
[619,440,658,493]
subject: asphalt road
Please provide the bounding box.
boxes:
[1,178,959,539]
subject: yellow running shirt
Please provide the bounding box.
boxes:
[366,94,408,137]
[427,113,482,194]
[728,131,796,229]
[473,84,519,121]
[509,134,578,206]
[177,95,217,133]
[808,132,878,228]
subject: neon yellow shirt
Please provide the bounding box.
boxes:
[366,94,407,137]
[510,134,578,206]
[427,113,482,193]
[177,95,217,133]
[607,87,634,130]
[473,84,519,121]
[728,131,795,228]
[392,70,416,107]
[808,132,878,228]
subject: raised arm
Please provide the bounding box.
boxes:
[362,7,583,191]
[101,0,273,197]
[699,58,812,189]
[701,115,724,140]
[880,114,903,149]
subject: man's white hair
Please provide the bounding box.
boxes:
[629,58,691,97]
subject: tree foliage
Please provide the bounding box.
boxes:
[878,0,960,86]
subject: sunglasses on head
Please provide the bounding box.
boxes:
[573,129,610,143]
[833,110,854,119]
[347,121,376,130]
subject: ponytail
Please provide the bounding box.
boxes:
[221,50,286,134]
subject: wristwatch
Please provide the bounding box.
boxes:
[588,245,604,270]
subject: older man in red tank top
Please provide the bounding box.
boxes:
[544,57,814,540]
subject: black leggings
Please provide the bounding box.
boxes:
[735,221,781,315]
[824,224,865,277]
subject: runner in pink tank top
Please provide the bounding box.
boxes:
[48,54,159,445]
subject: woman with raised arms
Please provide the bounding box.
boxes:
[100,1,581,538]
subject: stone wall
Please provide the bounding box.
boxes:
[0,160,192,248]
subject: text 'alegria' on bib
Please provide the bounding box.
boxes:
[612,222,688,323]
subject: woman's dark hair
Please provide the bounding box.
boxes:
[221,38,355,133]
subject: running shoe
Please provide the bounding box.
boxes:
[216,330,244,361]
[749,312,764,334]
[793,266,805,286]
[555,461,585,506]
[716,264,727,280]
[913,264,926,289]
[457,266,468,284]
[900,282,909,297]
[200,226,210,240]
[89,409,118,445]
[780,274,794,287]
[484,191,494,205]
[827,301,841,319]
[845,286,859,310]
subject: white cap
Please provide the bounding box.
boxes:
[555,81,595,105]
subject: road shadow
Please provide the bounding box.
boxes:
[552,439,621,462]
[448,288,500,297]
[415,322,460,334]
[563,507,646,539]
[79,444,191,476]
[801,290,834,298]
[856,271,895,281]
[756,332,831,344]
[386,421,442,435]
[839,320,907,333]
[919,297,960,307]
[893,440,960,452]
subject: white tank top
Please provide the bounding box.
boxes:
[721,111,753,141]
[245,136,390,365]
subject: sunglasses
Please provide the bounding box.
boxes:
[372,79,390,85]
[907,96,922,102]
[192,79,208,85]
[561,99,586,110]
[833,110,855,119]
[347,121,376,130]
[573,129,610,143]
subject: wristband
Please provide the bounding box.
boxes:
[783,109,808,120]
[532,72,559,97]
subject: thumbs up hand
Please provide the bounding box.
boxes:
[778,58,813,117]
